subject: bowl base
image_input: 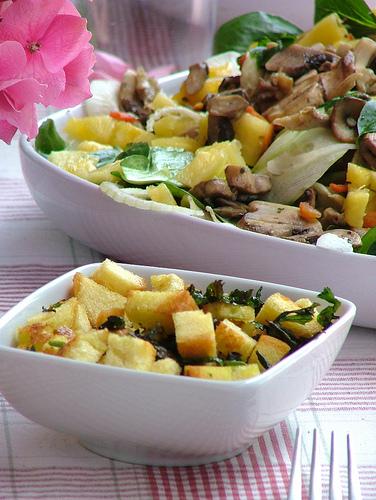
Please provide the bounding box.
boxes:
[80,439,250,466]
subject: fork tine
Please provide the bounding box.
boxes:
[347,433,362,500]
[309,429,322,500]
[288,427,302,500]
[329,431,343,500]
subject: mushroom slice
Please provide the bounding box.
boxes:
[273,106,329,130]
[190,179,235,203]
[313,183,345,212]
[218,75,241,92]
[215,200,249,219]
[359,133,376,169]
[225,165,271,194]
[207,94,249,120]
[319,51,356,100]
[240,56,260,100]
[185,63,209,96]
[354,37,376,69]
[330,97,366,143]
[207,115,234,144]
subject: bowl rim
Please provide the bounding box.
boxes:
[18,80,376,265]
[0,262,356,389]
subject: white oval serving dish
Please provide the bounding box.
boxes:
[0,263,356,465]
[19,73,376,328]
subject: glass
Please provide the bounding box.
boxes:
[75,0,218,71]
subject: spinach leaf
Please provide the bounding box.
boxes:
[213,11,302,54]
[187,284,207,306]
[90,148,121,168]
[275,305,318,325]
[116,142,150,160]
[358,226,376,255]
[315,0,376,38]
[206,280,225,302]
[35,119,66,155]
[267,322,300,349]
[99,316,125,330]
[256,351,271,370]
[317,287,341,327]
[357,100,376,137]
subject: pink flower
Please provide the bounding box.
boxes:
[0,41,45,143]
[0,0,94,106]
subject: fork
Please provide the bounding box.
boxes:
[287,428,362,500]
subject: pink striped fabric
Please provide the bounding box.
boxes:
[1,170,376,499]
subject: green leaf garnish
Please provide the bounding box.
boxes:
[99,316,125,330]
[256,351,271,370]
[248,35,296,68]
[276,305,318,325]
[357,226,376,255]
[35,119,66,155]
[213,11,302,54]
[42,300,66,312]
[116,142,150,160]
[267,321,299,349]
[48,340,66,348]
[317,287,341,327]
[90,148,121,168]
[357,100,376,137]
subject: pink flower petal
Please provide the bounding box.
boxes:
[92,50,129,81]
[27,51,66,105]
[0,119,17,144]
[40,14,92,73]
[149,65,176,79]
[0,93,38,138]
[58,0,80,16]
[0,41,26,79]
[52,45,95,108]
[5,78,45,109]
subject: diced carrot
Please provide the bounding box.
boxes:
[329,183,348,194]
[237,54,247,68]
[193,102,204,111]
[109,111,139,123]
[299,202,321,222]
[363,211,376,228]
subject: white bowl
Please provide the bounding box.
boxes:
[19,73,375,329]
[0,263,355,465]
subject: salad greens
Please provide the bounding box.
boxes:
[213,11,302,55]
[317,287,341,327]
[35,119,66,155]
[357,226,376,255]
[90,148,121,168]
[357,100,376,137]
[315,0,376,38]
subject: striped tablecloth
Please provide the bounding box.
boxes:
[1,140,376,499]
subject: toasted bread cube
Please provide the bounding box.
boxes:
[282,298,323,338]
[184,365,232,380]
[174,310,216,359]
[73,273,127,327]
[231,363,260,380]
[152,358,181,375]
[256,293,297,325]
[125,290,198,333]
[215,319,256,361]
[44,297,77,330]
[249,335,291,372]
[73,302,91,332]
[17,322,54,351]
[150,273,186,292]
[104,333,156,371]
[203,302,255,322]
[91,259,146,296]
[239,321,265,338]
[63,329,109,363]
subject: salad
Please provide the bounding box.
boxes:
[36,0,376,255]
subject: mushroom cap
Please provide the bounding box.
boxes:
[330,96,366,143]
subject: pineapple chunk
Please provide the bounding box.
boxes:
[173,310,216,359]
[77,140,113,152]
[87,160,123,184]
[63,329,109,363]
[347,163,371,189]
[174,77,223,106]
[72,273,127,327]
[92,259,146,296]
[152,358,181,375]
[231,364,260,380]
[150,273,186,292]
[233,111,273,166]
[256,293,297,325]
[184,365,232,380]
[125,290,198,333]
[104,333,156,371]
[298,13,349,47]
[151,136,200,152]
[177,140,246,188]
[203,302,255,323]
[147,183,177,205]
[344,188,370,228]
[215,319,256,361]
[151,91,178,110]
[249,335,291,372]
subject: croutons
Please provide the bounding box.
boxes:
[215,319,256,361]
[104,333,156,371]
[125,290,198,333]
[249,335,291,372]
[256,293,297,325]
[203,302,255,323]
[63,329,109,363]
[184,365,232,380]
[150,273,186,292]
[231,364,260,380]
[152,358,181,375]
[72,273,127,327]
[174,310,216,359]
[92,259,146,296]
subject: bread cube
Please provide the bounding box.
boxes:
[104,333,156,371]
[150,273,186,292]
[184,365,232,380]
[17,322,53,351]
[73,273,127,327]
[249,335,291,372]
[125,290,198,333]
[44,297,77,330]
[203,302,255,323]
[63,329,109,363]
[92,259,146,296]
[256,293,297,325]
[73,302,91,333]
[283,298,323,338]
[152,358,181,375]
[215,319,256,361]
[239,321,265,338]
[231,364,260,380]
[173,310,216,359]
